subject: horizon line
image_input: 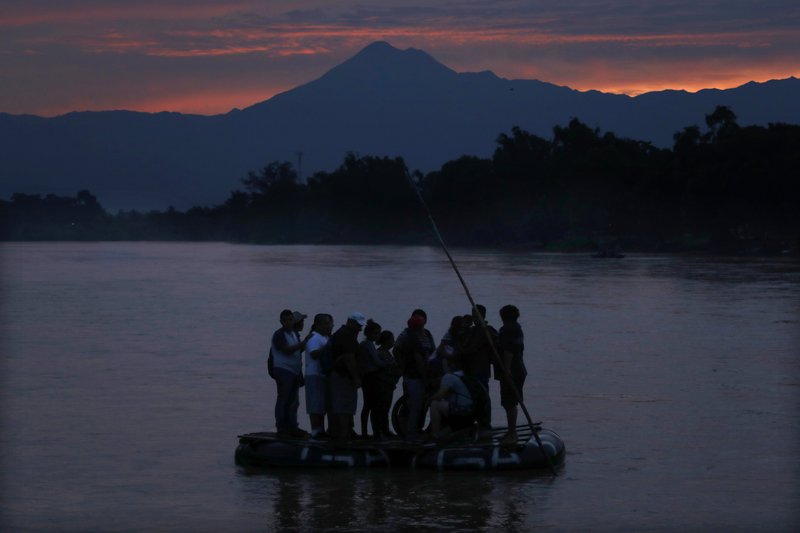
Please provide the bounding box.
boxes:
[4,74,797,119]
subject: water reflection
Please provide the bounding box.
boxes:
[236,467,555,532]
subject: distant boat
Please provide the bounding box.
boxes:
[592,233,624,258]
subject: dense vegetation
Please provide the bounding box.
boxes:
[2,107,798,254]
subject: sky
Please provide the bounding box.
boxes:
[1,0,798,117]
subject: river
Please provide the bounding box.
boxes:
[1,242,798,531]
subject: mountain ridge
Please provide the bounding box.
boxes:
[1,41,798,210]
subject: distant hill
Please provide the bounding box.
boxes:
[1,41,798,210]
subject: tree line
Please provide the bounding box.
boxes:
[2,106,798,254]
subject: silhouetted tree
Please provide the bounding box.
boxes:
[703,105,739,142]
[492,127,551,198]
[242,161,298,196]
[3,109,797,253]
[425,155,493,210]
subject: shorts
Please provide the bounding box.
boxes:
[500,374,526,408]
[328,371,358,415]
[447,397,473,416]
[304,374,328,415]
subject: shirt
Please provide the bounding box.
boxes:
[271,327,302,374]
[304,331,328,376]
[498,322,527,377]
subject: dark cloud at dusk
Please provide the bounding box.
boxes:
[1,0,798,116]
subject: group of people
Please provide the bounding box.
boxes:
[268,304,527,445]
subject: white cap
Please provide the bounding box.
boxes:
[348,312,367,326]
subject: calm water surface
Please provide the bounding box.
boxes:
[1,242,798,532]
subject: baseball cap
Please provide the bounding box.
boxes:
[348,312,367,326]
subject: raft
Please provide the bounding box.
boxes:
[235,424,565,471]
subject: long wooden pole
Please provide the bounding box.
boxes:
[405,173,557,476]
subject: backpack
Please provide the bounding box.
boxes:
[458,374,491,428]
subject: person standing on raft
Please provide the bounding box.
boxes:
[497,304,527,446]
[270,309,312,438]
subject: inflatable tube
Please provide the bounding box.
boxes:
[235,434,393,468]
[410,429,566,471]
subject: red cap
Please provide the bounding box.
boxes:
[407,315,426,328]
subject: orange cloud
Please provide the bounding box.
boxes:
[38,19,795,63]
[2,2,798,115]
[125,87,292,115]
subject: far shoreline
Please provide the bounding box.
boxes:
[1,238,796,258]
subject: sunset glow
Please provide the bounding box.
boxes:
[1,0,798,116]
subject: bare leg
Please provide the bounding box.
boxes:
[505,405,518,431]
[502,405,518,445]
[429,400,449,435]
